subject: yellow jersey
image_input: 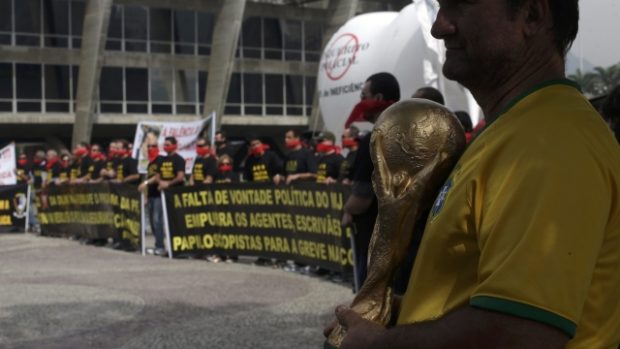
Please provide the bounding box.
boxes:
[397,80,620,348]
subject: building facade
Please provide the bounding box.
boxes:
[0,0,404,148]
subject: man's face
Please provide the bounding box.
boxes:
[431,0,525,89]
[215,133,225,143]
[250,140,262,150]
[284,131,297,143]
[360,81,377,101]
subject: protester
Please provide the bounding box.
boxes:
[341,72,400,292]
[339,126,359,185]
[138,140,166,256]
[100,140,120,181]
[214,130,236,166]
[243,136,283,184]
[411,86,445,105]
[327,1,620,348]
[149,137,185,256]
[113,140,140,185]
[315,131,344,185]
[15,152,31,185]
[88,143,106,183]
[189,137,217,185]
[29,149,46,233]
[70,142,93,183]
[57,152,72,185]
[283,129,317,184]
[214,155,238,183]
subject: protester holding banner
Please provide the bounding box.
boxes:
[32,150,46,189]
[88,143,106,183]
[213,155,238,183]
[189,137,217,185]
[339,126,359,185]
[58,152,72,185]
[15,152,31,185]
[43,149,61,188]
[243,136,283,184]
[315,131,344,185]
[114,140,140,185]
[70,142,94,184]
[101,140,120,181]
[284,129,317,185]
[138,141,166,256]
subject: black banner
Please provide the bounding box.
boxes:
[163,182,353,273]
[0,184,28,232]
[37,183,141,248]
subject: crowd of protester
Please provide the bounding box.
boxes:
[10,82,620,290]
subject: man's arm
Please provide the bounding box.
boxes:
[334,305,569,349]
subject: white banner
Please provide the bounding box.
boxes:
[132,114,216,174]
[0,143,17,185]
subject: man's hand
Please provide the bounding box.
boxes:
[341,211,353,227]
[335,306,385,349]
[158,181,170,190]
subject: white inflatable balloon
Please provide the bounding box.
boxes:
[317,2,479,139]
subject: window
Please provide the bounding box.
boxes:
[265,74,283,115]
[71,0,85,47]
[244,74,262,115]
[124,5,147,52]
[174,10,195,54]
[286,75,304,115]
[126,68,148,113]
[0,63,12,111]
[225,73,241,114]
[45,65,70,111]
[176,69,198,114]
[242,17,261,58]
[0,0,12,45]
[106,5,122,50]
[44,0,70,48]
[149,8,172,53]
[284,20,302,61]
[197,12,214,55]
[151,67,173,113]
[15,0,42,46]
[16,64,42,111]
[304,21,323,62]
[99,67,122,112]
[263,18,283,60]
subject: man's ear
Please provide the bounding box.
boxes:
[374,93,384,101]
[522,0,552,37]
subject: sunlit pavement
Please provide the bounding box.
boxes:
[0,233,352,349]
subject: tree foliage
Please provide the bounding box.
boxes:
[569,62,620,98]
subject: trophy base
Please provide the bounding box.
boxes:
[323,340,338,349]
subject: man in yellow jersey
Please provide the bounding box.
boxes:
[326,0,620,348]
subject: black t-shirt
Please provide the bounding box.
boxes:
[16,164,31,184]
[115,156,139,184]
[339,149,357,182]
[159,153,185,185]
[214,170,239,183]
[147,156,163,198]
[70,163,80,181]
[243,151,283,182]
[285,148,318,176]
[316,152,344,183]
[216,144,236,160]
[192,156,218,183]
[46,162,62,186]
[33,161,46,189]
[74,156,93,179]
[90,158,104,180]
[58,165,71,183]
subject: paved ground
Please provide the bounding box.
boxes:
[0,233,353,349]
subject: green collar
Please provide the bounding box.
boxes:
[490,78,581,123]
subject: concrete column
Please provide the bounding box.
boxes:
[308,0,359,132]
[202,0,247,129]
[71,0,113,148]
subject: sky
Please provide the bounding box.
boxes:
[567,0,620,72]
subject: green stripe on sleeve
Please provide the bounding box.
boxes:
[470,296,576,338]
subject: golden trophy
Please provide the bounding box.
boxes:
[326,99,466,348]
